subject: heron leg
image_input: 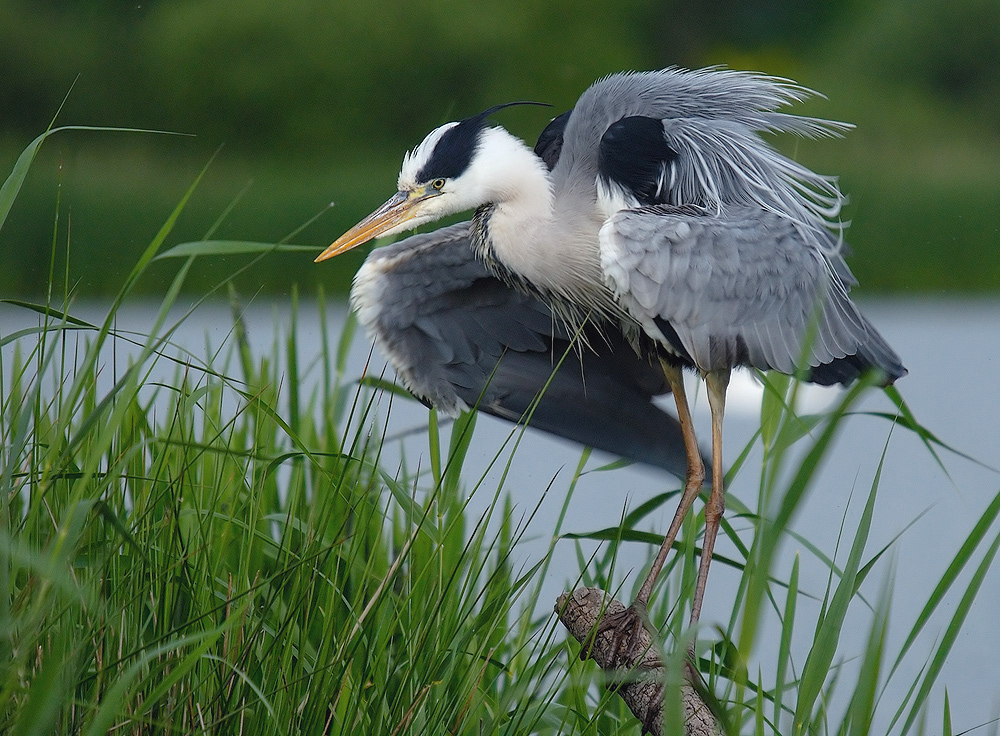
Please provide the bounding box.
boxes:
[689,368,730,626]
[588,360,705,669]
[634,359,705,608]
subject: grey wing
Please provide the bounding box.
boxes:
[352,221,695,476]
[600,205,906,385]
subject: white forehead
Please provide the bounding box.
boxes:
[398,121,460,189]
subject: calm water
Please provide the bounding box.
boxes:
[3,297,998,733]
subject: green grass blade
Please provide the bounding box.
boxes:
[899,527,1000,735]
[760,371,792,452]
[134,628,229,719]
[444,410,477,496]
[9,631,72,736]
[1,125,185,236]
[737,377,874,670]
[943,690,952,736]
[853,409,996,472]
[155,240,317,259]
[81,629,227,736]
[888,487,1000,683]
[793,448,883,732]
[882,385,955,477]
[773,553,799,727]
[847,573,890,736]
[0,299,96,327]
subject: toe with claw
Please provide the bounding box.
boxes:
[584,601,657,673]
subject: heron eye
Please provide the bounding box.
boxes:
[431,178,446,190]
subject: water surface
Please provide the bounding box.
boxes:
[3,297,997,733]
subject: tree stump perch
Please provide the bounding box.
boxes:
[555,587,723,736]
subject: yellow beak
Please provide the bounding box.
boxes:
[315,189,431,262]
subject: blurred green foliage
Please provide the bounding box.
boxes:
[1,0,998,297]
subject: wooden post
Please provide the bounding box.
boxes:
[555,587,723,736]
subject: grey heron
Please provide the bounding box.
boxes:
[316,67,906,641]
[343,110,701,476]
[349,220,699,475]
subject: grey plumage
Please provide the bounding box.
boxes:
[522,67,904,384]
[601,204,906,383]
[352,221,696,476]
[553,69,851,243]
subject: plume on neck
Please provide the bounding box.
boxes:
[468,127,618,318]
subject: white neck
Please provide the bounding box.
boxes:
[473,127,607,304]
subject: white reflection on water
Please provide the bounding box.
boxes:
[2,297,998,733]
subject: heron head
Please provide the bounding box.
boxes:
[315,102,550,263]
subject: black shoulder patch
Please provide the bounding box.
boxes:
[599,116,678,206]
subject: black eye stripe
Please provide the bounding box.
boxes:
[416,119,483,182]
[416,101,551,183]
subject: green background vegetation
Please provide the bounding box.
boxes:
[4,3,1000,732]
[2,0,999,297]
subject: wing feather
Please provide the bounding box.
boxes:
[351,221,700,475]
[600,205,906,383]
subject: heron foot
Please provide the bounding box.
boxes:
[582,602,665,735]
[582,602,655,672]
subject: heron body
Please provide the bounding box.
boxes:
[348,112,699,475]
[352,220,698,476]
[317,66,906,638]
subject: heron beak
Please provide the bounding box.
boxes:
[315,189,432,262]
